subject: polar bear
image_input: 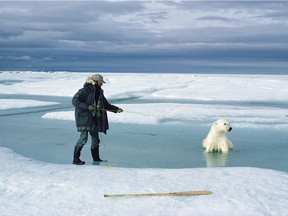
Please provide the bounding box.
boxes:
[202,119,233,153]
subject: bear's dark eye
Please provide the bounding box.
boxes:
[224,123,227,125]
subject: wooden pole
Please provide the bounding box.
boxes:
[104,190,212,198]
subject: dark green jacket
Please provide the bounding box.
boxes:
[72,83,118,134]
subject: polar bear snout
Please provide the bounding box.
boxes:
[228,127,232,132]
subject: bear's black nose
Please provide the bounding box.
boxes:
[228,127,232,131]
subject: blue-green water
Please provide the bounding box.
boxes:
[0,94,287,173]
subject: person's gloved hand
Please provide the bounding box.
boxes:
[117,108,123,113]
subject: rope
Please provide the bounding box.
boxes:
[96,108,205,126]
[96,108,160,118]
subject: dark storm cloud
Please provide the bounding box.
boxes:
[0,1,288,73]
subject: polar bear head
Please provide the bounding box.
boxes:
[213,119,232,133]
[203,119,233,153]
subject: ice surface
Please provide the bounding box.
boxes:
[0,147,287,216]
[0,71,288,215]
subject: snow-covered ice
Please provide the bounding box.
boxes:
[0,147,287,216]
[0,99,59,110]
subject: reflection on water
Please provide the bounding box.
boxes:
[203,152,229,167]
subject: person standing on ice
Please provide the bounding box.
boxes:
[72,74,123,165]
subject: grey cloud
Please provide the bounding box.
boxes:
[7,55,32,61]
[196,16,236,23]
[0,1,287,73]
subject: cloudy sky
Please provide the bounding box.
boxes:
[0,1,288,74]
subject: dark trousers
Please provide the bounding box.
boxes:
[74,128,102,162]
[75,129,100,149]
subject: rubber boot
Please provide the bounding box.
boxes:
[73,145,85,165]
[91,147,103,162]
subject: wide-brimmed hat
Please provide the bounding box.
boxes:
[91,74,106,83]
